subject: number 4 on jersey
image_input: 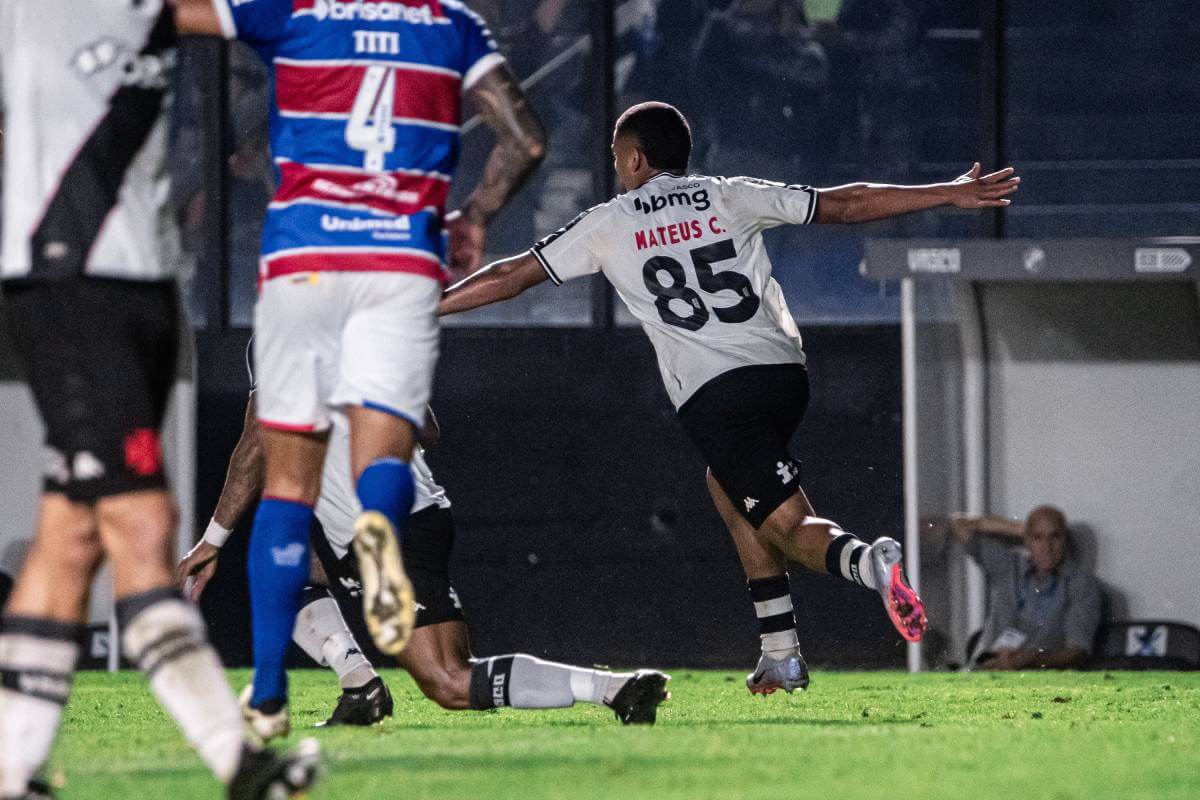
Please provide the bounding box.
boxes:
[345,65,397,171]
[643,239,760,331]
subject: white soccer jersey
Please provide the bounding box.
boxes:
[0,0,178,282]
[530,173,812,408]
[316,409,451,557]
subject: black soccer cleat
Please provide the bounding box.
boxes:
[228,739,321,800]
[317,677,393,728]
[606,670,671,725]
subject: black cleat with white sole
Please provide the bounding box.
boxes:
[606,670,671,725]
[228,739,322,800]
[317,677,393,727]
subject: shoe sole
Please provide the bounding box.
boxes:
[314,704,393,728]
[238,683,291,744]
[352,511,415,655]
[747,678,809,695]
[871,539,927,643]
[885,561,927,643]
[746,667,810,695]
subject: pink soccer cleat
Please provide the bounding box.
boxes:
[868,537,927,642]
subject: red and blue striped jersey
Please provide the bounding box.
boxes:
[211,0,504,283]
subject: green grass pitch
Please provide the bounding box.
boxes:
[50,669,1200,799]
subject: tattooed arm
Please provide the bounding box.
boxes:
[175,392,264,600]
[447,63,547,278]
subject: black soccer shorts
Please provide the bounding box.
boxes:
[677,363,809,529]
[311,505,464,629]
[2,278,179,502]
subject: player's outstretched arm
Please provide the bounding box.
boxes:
[438,251,548,316]
[175,392,265,600]
[448,65,548,278]
[814,163,1019,225]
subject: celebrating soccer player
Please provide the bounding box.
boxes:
[439,102,1020,693]
[174,0,546,735]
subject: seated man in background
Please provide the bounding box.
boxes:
[950,505,1102,670]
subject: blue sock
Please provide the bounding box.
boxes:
[247,497,313,708]
[356,457,415,541]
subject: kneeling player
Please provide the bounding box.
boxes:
[178,399,669,735]
[438,103,1022,693]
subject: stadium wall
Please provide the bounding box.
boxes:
[195,326,908,670]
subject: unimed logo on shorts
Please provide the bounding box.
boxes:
[907,248,961,274]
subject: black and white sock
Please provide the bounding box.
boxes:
[825,532,877,590]
[118,588,246,784]
[0,616,81,797]
[468,655,633,710]
[747,575,800,656]
[292,585,377,691]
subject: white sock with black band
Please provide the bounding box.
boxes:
[747,575,800,656]
[468,655,633,710]
[119,588,246,784]
[825,532,877,590]
[0,616,81,796]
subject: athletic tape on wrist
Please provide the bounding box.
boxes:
[201,519,232,548]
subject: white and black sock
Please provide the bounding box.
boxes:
[292,585,377,691]
[468,655,633,710]
[0,616,80,797]
[747,574,800,656]
[825,532,877,590]
[118,588,246,784]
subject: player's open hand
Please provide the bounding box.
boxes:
[176,540,220,602]
[946,162,1020,209]
[445,208,487,282]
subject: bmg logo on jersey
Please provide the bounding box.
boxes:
[634,187,711,215]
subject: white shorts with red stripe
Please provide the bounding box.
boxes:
[253,271,440,432]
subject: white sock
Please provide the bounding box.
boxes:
[119,589,246,784]
[468,655,632,709]
[293,591,377,690]
[0,617,79,796]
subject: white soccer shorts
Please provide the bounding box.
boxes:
[254,272,440,433]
